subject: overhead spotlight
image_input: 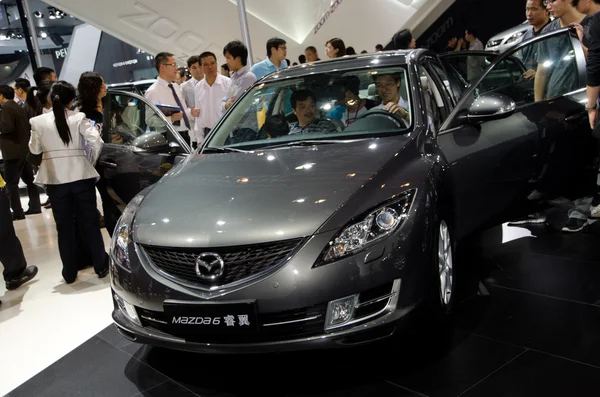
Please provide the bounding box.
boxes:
[40,31,47,39]
[33,11,43,18]
[48,11,55,19]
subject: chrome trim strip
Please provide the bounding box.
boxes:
[136,239,307,293]
[114,321,186,344]
[140,315,168,325]
[262,314,321,327]
[356,293,394,308]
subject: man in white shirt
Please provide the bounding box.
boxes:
[192,51,231,144]
[373,73,410,125]
[181,55,203,148]
[144,52,195,145]
[222,40,257,112]
[181,55,204,109]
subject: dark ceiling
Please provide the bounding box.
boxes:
[1,0,83,37]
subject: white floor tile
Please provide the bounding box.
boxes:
[0,195,113,396]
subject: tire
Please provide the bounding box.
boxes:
[434,219,456,315]
[390,218,456,357]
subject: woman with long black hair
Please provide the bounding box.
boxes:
[384,29,417,51]
[25,80,54,119]
[29,81,108,283]
[76,71,107,126]
[75,71,120,237]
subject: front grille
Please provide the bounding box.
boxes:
[138,303,327,343]
[141,238,304,288]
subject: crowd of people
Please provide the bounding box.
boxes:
[0,67,111,302]
[2,0,600,301]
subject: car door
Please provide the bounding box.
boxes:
[440,51,500,89]
[98,90,191,211]
[436,28,597,239]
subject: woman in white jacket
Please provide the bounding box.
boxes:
[29,81,108,283]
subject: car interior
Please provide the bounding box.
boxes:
[212,68,413,148]
[106,94,186,153]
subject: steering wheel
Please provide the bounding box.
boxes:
[357,109,407,128]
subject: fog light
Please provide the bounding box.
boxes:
[114,294,141,326]
[325,294,358,330]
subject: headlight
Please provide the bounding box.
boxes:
[486,39,502,48]
[110,193,146,271]
[506,31,525,44]
[317,189,416,265]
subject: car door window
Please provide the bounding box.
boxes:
[418,65,445,132]
[476,57,525,96]
[107,92,185,153]
[108,93,146,144]
[443,53,496,84]
[428,61,458,107]
[474,32,579,107]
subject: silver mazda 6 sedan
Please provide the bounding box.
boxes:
[110,30,596,353]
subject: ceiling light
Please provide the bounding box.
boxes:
[33,11,43,18]
[40,31,47,39]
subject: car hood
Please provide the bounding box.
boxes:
[133,137,410,248]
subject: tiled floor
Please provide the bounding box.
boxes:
[3,197,600,396]
[0,193,113,396]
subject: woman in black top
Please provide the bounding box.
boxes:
[76,71,106,126]
[75,72,120,238]
[25,80,54,119]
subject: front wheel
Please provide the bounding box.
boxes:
[437,219,455,314]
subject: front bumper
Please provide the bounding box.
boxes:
[111,293,418,354]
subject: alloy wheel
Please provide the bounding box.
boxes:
[438,220,453,307]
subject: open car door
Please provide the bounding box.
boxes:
[97,90,191,234]
[436,28,597,239]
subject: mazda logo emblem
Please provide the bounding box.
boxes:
[195,253,225,280]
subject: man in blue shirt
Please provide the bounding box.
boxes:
[251,37,288,79]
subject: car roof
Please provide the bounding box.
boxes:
[107,79,156,87]
[258,50,416,83]
[487,21,530,42]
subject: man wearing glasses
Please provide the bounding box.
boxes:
[145,52,196,144]
[250,38,288,79]
[373,73,410,125]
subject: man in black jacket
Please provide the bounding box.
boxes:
[584,1,600,220]
[0,85,41,219]
[586,4,600,129]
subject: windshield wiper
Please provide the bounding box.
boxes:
[201,146,250,153]
[261,139,347,150]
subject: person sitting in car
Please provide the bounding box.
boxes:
[327,76,379,126]
[288,89,337,135]
[259,113,290,139]
[373,72,410,124]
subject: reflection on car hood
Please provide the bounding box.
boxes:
[133,137,410,247]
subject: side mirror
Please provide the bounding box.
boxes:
[461,93,516,123]
[131,131,169,153]
[168,141,182,154]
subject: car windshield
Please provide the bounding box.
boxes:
[205,66,412,150]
